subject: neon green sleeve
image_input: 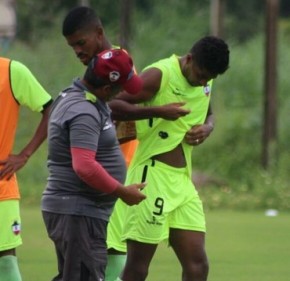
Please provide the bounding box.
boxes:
[10,60,52,112]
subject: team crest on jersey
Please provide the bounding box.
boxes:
[12,221,21,235]
[203,84,211,96]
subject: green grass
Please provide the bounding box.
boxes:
[18,206,290,281]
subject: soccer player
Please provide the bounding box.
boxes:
[0,57,53,281]
[41,48,147,281]
[116,36,230,281]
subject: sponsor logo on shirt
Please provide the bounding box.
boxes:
[103,121,113,131]
[12,221,21,235]
[172,87,184,96]
[146,216,163,226]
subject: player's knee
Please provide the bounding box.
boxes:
[201,258,209,276]
[133,265,149,280]
[186,259,209,280]
[122,263,149,281]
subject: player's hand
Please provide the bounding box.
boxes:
[158,102,190,120]
[184,124,214,146]
[112,183,147,206]
[0,154,28,180]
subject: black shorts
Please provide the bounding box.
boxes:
[42,211,108,281]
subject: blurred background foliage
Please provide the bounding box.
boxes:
[2,0,290,211]
[13,0,290,45]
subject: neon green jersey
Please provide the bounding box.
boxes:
[130,54,213,176]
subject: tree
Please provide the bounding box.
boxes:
[262,0,279,169]
[210,0,225,38]
[120,0,133,51]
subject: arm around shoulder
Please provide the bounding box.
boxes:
[110,68,189,121]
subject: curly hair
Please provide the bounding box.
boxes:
[190,36,230,75]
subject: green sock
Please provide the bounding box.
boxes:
[105,254,126,281]
[0,255,22,281]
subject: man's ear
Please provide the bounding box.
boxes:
[94,26,104,38]
[103,85,111,93]
[101,85,112,98]
[186,53,193,64]
[92,85,110,100]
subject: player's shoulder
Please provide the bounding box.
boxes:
[10,59,30,73]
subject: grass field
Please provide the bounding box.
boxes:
[18,206,290,281]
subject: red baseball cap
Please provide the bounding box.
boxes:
[91,49,143,95]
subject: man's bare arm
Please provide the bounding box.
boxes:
[0,103,52,180]
[109,99,190,121]
[110,68,190,121]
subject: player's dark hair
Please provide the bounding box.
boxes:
[190,36,230,75]
[62,6,102,36]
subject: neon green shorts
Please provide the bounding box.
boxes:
[107,199,127,252]
[0,200,22,251]
[122,159,206,244]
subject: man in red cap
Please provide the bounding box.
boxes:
[41,48,146,281]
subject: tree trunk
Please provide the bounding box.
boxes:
[79,0,90,6]
[120,0,133,51]
[210,0,225,38]
[262,0,279,169]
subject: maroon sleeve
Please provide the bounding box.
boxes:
[71,147,119,193]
